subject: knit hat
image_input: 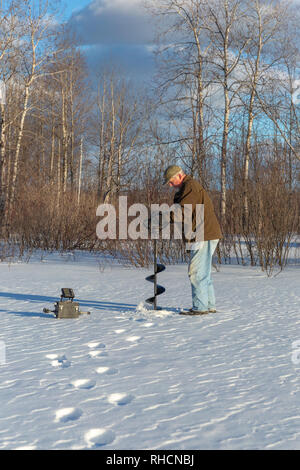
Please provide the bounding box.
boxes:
[163,165,183,185]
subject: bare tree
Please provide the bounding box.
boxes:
[148,0,215,184]
[0,0,22,221]
[201,0,252,226]
[7,0,63,219]
[94,71,145,203]
[239,0,293,226]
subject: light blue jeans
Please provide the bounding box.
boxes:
[188,239,219,312]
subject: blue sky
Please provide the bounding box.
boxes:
[62,0,92,19]
[60,0,300,88]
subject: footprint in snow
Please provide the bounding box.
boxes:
[84,428,115,448]
[46,354,71,368]
[71,379,96,390]
[54,407,82,423]
[87,341,106,349]
[107,393,134,406]
[125,336,142,343]
[87,342,108,358]
[88,349,108,358]
[96,366,119,376]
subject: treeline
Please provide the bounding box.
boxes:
[0,0,299,274]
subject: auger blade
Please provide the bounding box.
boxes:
[145,240,166,309]
[156,285,165,295]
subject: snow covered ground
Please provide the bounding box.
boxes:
[0,251,299,450]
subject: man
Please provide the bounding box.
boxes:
[163,165,222,315]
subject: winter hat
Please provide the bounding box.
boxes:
[163,165,183,185]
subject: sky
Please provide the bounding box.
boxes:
[61,0,157,84]
[60,0,300,88]
[62,0,92,19]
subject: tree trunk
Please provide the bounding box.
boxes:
[221,81,229,228]
[243,4,263,228]
[61,83,68,194]
[9,83,31,214]
[77,137,83,205]
[0,102,6,217]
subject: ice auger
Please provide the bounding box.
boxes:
[145,239,166,310]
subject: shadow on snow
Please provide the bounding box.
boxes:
[0,291,139,317]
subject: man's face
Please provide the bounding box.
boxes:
[168,173,185,188]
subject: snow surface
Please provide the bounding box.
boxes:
[0,251,299,450]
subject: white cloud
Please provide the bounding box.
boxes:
[90,0,143,14]
[66,0,158,83]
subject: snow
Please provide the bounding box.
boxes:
[0,251,299,450]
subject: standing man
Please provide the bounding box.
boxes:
[163,165,222,315]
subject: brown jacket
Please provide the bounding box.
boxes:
[173,175,222,242]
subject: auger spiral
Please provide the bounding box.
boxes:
[145,239,166,310]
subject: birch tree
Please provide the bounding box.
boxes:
[240,0,292,226]
[7,0,62,217]
[254,16,300,165]
[95,72,144,203]
[148,0,214,184]
[203,0,251,226]
[48,39,91,199]
[0,0,21,220]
